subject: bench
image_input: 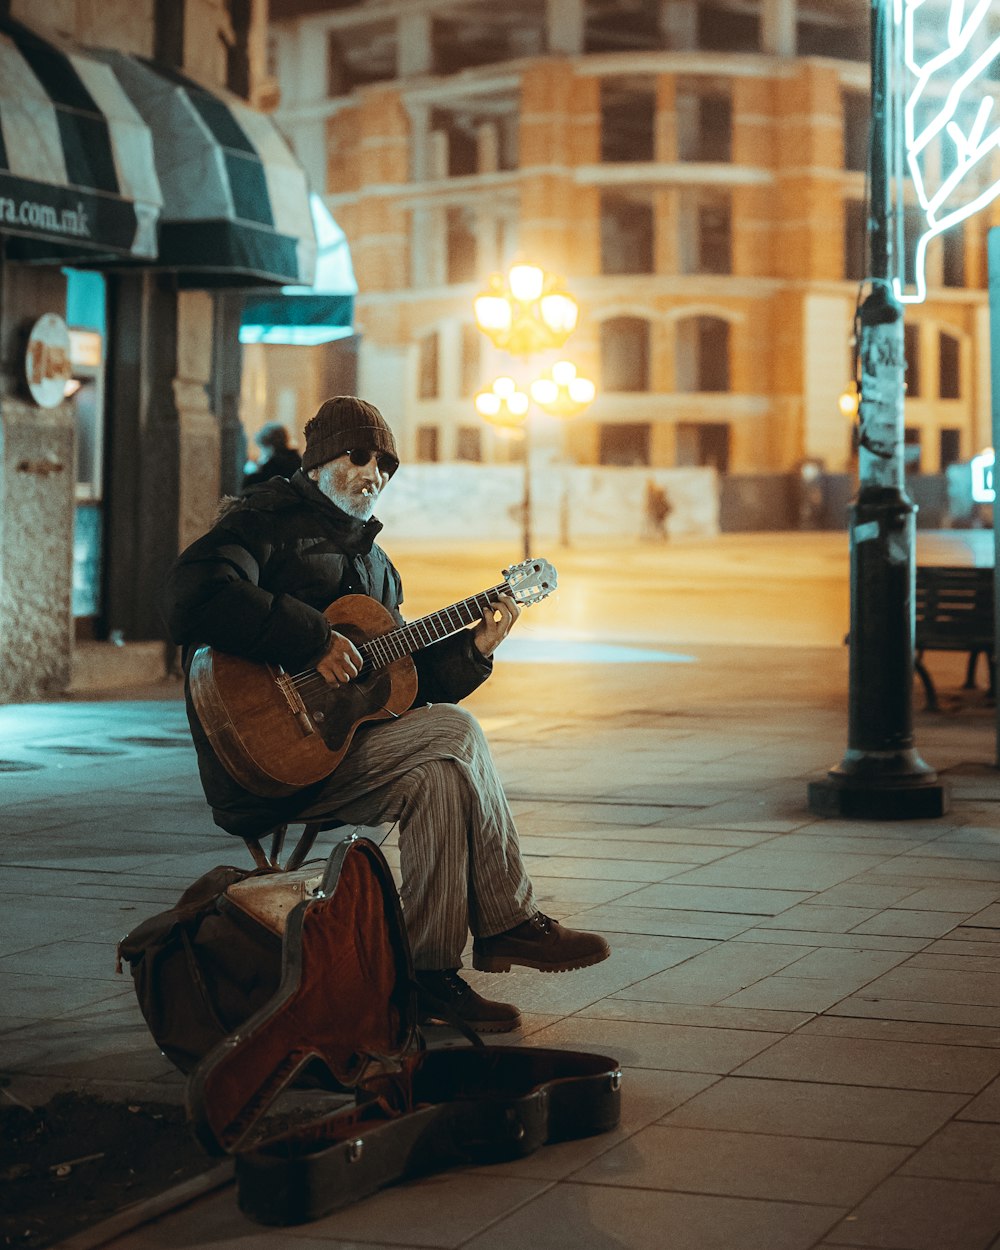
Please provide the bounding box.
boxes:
[914,565,995,711]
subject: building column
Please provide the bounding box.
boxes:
[357,335,409,452]
[547,0,584,54]
[211,290,246,499]
[0,258,75,701]
[659,0,698,51]
[398,10,433,76]
[761,0,796,56]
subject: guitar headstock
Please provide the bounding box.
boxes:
[502,558,558,606]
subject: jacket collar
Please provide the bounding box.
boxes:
[289,470,384,555]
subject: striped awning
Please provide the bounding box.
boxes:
[0,18,162,261]
[92,52,317,287]
[240,194,356,345]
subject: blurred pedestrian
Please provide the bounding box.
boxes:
[241,422,301,491]
[644,478,672,541]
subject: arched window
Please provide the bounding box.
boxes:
[600,317,651,392]
[675,316,730,392]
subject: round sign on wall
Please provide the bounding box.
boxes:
[24,313,72,408]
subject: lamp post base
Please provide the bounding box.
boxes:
[808,751,948,820]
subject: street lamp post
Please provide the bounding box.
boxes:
[807,0,946,819]
[473,264,592,558]
[474,363,596,560]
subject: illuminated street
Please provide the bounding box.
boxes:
[4,533,1000,1249]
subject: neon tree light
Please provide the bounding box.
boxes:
[895,0,1000,303]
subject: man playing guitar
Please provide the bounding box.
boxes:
[166,396,609,1033]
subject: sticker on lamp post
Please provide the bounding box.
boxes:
[24,313,72,408]
[971,448,995,503]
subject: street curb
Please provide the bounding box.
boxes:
[52,1161,234,1250]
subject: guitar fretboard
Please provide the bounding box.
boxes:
[357,583,508,675]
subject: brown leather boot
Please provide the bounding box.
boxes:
[472,913,611,973]
[415,970,522,1033]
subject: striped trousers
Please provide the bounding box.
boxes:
[296,703,536,970]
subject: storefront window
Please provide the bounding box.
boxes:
[65,269,107,623]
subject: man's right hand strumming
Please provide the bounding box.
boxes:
[316,631,364,686]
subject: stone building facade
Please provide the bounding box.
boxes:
[270,0,1000,480]
[0,0,302,702]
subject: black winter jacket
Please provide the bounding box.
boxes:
[165,471,492,837]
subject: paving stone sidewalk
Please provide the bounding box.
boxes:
[2,641,1000,1250]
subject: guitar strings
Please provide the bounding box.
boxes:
[284,583,514,691]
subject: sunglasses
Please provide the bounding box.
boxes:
[343,448,398,476]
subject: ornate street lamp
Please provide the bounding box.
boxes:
[473,264,579,356]
[474,376,530,432]
[530,361,597,418]
[473,264,589,557]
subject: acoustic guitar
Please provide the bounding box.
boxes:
[189,558,557,797]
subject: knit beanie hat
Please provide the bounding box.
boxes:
[301,396,399,474]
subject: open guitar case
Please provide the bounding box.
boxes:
[186,834,622,1226]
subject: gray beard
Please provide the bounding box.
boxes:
[324,485,377,520]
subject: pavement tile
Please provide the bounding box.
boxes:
[614,825,777,847]
[959,1076,1000,1121]
[758,904,881,932]
[856,965,1000,1008]
[622,883,813,915]
[525,1015,779,1074]
[801,1014,1000,1049]
[533,837,733,865]
[668,851,906,892]
[812,883,923,908]
[900,1121,1000,1182]
[769,834,936,857]
[735,1032,1000,1092]
[618,940,815,1005]
[510,801,692,827]
[870,858,1000,883]
[914,841,1000,862]
[823,1176,1000,1249]
[460,1183,843,1250]
[583,998,812,1033]
[733,929,927,953]
[558,903,756,941]
[875,885,1000,913]
[720,977,868,1013]
[518,854,682,883]
[0,937,124,979]
[522,875,645,907]
[905,951,1000,974]
[661,1075,966,1144]
[933,935,1000,956]
[850,910,967,938]
[827,996,1000,1029]
[573,1122,908,1206]
[772,947,911,982]
[965,903,1000,928]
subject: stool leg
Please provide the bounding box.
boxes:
[268,825,288,867]
[244,839,269,870]
[285,822,322,871]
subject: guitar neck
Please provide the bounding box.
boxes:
[360,583,508,671]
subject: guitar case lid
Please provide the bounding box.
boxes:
[187,835,418,1155]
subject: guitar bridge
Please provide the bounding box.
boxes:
[273,670,316,737]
